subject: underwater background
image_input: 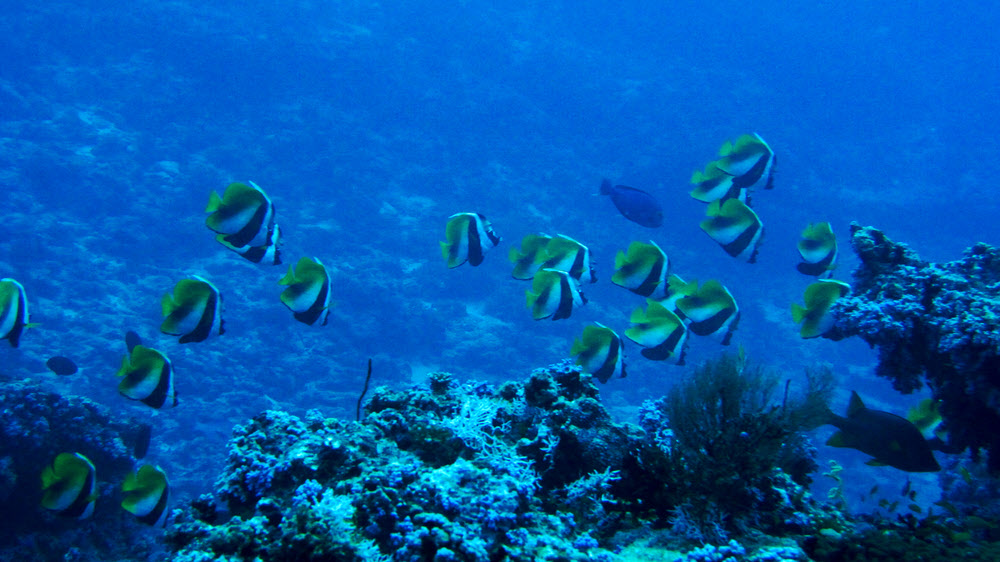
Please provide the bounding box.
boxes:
[2,1,999,560]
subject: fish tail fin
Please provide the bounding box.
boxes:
[599,178,612,195]
[440,241,454,265]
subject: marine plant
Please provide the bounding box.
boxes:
[619,351,834,540]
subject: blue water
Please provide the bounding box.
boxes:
[1,0,998,541]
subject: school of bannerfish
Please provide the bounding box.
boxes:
[2,179,346,525]
[0,133,926,527]
[439,133,847,381]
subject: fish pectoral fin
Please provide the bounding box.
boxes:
[865,459,888,467]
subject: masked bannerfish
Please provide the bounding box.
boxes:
[160,276,224,343]
[625,299,688,364]
[611,240,670,299]
[791,279,850,339]
[699,198,764,263]
[570,322,626,383]
[40,452,97,519]
[796,222,837,277]
[600,179,663,228]
[526,268,586,320]
[826,391,941,472]
[509,233,552,280]
[279,256,333,326]
[659,274,699,311]
[441,213,501,268]
[205,181,275,249]
[714,133,775,192]
[676,280,740,345]
[122,464,171,526]
[134,424,152,460]
[690,163,743,204]
[0,278,31,348]
[539,235,597,284]
[216,222,283,265]
[117,345,177,409]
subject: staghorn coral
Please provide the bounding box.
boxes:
[827,223,1000,469]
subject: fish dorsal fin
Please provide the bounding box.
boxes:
[666,275,697,295]
[545,235,584,258]
[847,391,866,417]
[278,263,297,286]
[705,200,723,217]
[676,280,730,320]
[205,190,223,213]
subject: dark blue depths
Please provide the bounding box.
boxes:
[1,0,1000,560]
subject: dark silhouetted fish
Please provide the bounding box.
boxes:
[125,330,143,353]
[134,423,152,459]
[600,179,663,228]
[826,391,941,472]
[46,356,78,376]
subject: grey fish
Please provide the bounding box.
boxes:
[600,179,663,228]
[826,391,940,472]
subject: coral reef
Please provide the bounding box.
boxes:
[166,363,635,561]
[827,223,1000,469]
[0,377,159,560]
[165,358,835,561]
